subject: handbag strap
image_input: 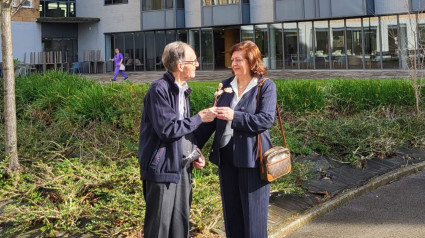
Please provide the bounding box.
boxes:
[256,78,288,163]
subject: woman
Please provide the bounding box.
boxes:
[195,40,277,237]
[109,48,128,81]
[138,41,216,238]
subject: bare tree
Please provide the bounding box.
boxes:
[381,1,425,114]
[1,0,28,172]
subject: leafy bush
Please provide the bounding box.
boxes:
[1,73,425,236]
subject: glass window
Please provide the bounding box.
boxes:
[331,19,346,69]
[40,0,76,17]
[380,15,400,69]
[203,0,240,6]
[69,2,75,17]
[177,30,188,42]
[124,33,135,71]
[143,0,163,10]
[166,30,176,44]
[398,14,416,70]
[201,29,214,70]
[346,18,363,69]
[13,0,33,8]
[145,32,155,70]
[189,29,200,60]
[314,20,329,69]
[363,17,380,69]
[255,25,269,67]
[165,0,173,9]
[270,23,283,69]
[135,32,145,71]
[298,21,314,69]
[284,22,298,69]
[418,14,425,69]
[241,25,254,41]
[177,0,184,8]
[105,0,128,5]
[155,31,166,70]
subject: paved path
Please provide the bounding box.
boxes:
[287,170,425,238]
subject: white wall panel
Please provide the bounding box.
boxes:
[276,0,304,21]
[250,0,273,24]
[185,0,201,28]
[0,22,42,62]
[374,0,409,15]
[331,0,365,17]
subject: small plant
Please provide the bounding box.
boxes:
[13,58,19,68]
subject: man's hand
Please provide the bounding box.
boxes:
[193,148,206,169]
[198,107,217,123]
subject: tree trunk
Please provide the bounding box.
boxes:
[1,1,20,171]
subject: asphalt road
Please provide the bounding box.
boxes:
[287,170,425,238]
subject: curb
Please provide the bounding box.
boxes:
[269,160,425,238]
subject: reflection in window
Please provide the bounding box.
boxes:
[363,17,379,68]
[298,21,313,69]
[13,0,32,8]
[201,29,214,70]
[314,20,329,69]
[165,0,173,9]
[270,23,283,69]
[380,16,401,69]
[346,18,363,69]
[255,25,269,67]
[40,0,76,17]
[203,0,240,6]
[177,0,184,8]
[241,25,253,41]
[105,0,128,5]
[284,22,298,69]
[135,33,145,71]
[143,0,163,10]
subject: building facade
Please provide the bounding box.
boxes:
[3,0,425,72]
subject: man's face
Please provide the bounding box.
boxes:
[181,47,199,81]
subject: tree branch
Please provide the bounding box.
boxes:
[11,0,28,16]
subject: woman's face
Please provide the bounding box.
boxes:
[231,50,250,78]
[115,49,119,54]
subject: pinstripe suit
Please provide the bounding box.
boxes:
[195,76,277,238]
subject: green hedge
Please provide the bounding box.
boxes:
[189,79,422,114]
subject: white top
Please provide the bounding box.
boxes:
[220,76,258,148]
[176,82,189,120]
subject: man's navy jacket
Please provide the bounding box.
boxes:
[138,72,202,184]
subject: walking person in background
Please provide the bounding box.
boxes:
[138,41,216,238]
[109,48,128,81]
[195,40,277,238]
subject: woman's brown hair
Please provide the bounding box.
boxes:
[230,40,267,78]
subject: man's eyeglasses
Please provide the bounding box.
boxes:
[183,59,199,66]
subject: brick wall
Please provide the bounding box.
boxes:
[12,0,40,22]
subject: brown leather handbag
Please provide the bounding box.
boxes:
[257,79,292,182]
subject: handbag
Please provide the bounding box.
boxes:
[257,78,292,182]
[119,64,125,71]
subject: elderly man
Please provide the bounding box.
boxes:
[138,41,216,238]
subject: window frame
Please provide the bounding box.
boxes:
[104,0,129,6]
[13,0,33,9]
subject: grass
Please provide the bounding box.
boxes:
[0,71,424,236]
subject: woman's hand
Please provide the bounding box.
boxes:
[193,148,206,169]
[198,107,217,123]
[216,107,234,121]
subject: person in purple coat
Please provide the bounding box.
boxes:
[109,48,128,81]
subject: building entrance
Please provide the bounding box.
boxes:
[213,28,239,70]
